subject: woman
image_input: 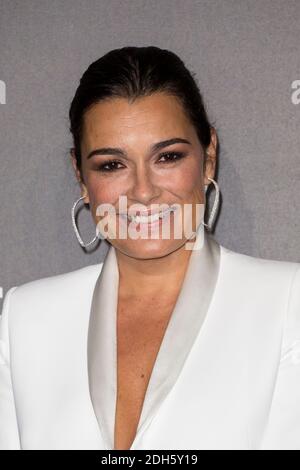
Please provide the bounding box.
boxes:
[0,46,299,451]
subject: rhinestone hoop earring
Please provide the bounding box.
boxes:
[202,177,220,232]
[71,195,98,248]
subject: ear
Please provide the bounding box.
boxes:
[203,127,218,186]
[70,148,90,204]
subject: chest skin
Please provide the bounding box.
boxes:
[113,294,179,450]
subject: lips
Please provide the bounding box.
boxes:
[119,206,177,223]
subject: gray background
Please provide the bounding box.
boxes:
[0,0,299,307]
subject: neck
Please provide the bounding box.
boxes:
[115,238,196,299]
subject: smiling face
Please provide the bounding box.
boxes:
[71,92,217,259]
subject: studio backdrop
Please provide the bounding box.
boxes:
[0,0,299,309]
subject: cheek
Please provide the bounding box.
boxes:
[167,165,202,194]
[86,175,122,208]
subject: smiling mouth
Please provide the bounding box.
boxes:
[119,206,177,224]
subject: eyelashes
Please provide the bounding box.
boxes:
[95,151,187,173]
[97,160,120,173]
[158,151,186,164]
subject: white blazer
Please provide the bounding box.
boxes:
[1,225,300,450]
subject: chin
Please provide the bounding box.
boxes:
[110,237,186,260]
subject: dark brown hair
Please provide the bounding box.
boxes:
[69,46,213,178]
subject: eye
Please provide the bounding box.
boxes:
[96,160,124,172]
[158,151,186,163]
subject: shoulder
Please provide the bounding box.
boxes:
[15,262,102,291]
[219,242,300,281]
[219,242,300,352]
[1,262,104,322]
[0,263,104,365]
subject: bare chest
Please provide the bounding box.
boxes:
[113,296,177,450]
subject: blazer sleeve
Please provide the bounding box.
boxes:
[260,264,300,450]
[0,286,21,450]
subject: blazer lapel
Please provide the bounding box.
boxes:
[87,223,221,450]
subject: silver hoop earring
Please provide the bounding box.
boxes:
[202,177,220,232]
[71,195,98,248]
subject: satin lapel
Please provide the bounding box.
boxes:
[87,245,119,450]
[87,224,221,450]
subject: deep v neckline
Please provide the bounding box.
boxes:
[113,291,180,450]
[87,223,221,450]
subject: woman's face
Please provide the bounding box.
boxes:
[72,92,217,259]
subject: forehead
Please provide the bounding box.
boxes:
[81,93,198,153]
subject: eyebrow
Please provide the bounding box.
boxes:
[86,137,192,159]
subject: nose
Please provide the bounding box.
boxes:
[127,167,161,206]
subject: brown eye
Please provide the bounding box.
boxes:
[158,151,186,163]
[97,160,124,172]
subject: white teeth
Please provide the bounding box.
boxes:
[126,207,175,223]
